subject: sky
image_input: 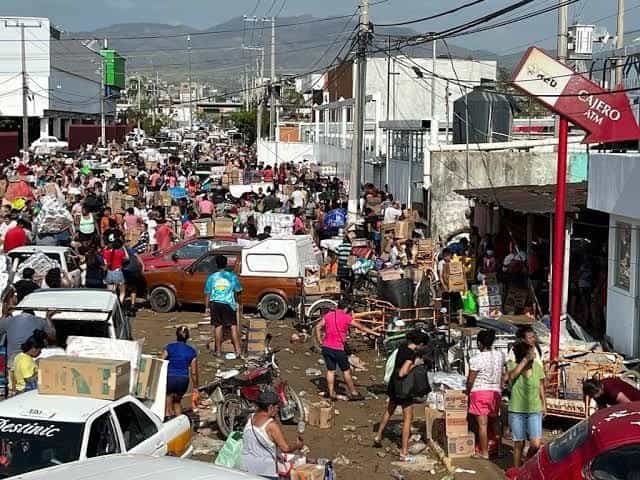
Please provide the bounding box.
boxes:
[1,0,637,53]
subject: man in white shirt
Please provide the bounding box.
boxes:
[383,201,402,223]
[290,186,306,210]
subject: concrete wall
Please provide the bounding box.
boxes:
[258,141,352,181]
[430,150,559,240]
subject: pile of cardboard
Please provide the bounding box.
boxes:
[504,286,529,314]
[304,277,340,296]
[308,400,334,429]
[246,318,267,357]
[426,390,475,458]
[444,257,467,293]
[291,464,324,480]
[415,238,436,269]
[473,283,503,318]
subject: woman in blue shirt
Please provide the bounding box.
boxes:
[162,326,199,419]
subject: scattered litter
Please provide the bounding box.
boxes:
[342,425,356,432]
[333,454,351,466]
[455,468,476,474]
[317,358,325,365]
[191,434,225,456]
[391,455,437,472]
[305,368,322,377]
[349,354,368,371]
[377,452,386,458]
[390,469,405,480]
[408,442,426,455]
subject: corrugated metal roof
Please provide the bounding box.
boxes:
[455,182,587,214]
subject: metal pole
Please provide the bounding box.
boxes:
[270,17,276,141]
[100,45,106,147]
[555,0,569,137]
[347,0,369,223]
[615,0,625,87]
[430,39,438,145]
[20,23,28,155]
[137,74,141,131]
[385,35,391,189]
[550,117,569,362]
[188,34,193,130]
[257,49,265,145]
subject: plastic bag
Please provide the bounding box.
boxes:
[462,290,478,314]
[214,431,244,469]
[384,348,398,385]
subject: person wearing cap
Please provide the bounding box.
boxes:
[240,389,303,479]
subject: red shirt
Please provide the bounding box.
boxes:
[155,223,173,251]
[3,226,27,252]
[101,248,126,270]
[601,377,640,406]
[262,169,273,182]
[199,199,214,215]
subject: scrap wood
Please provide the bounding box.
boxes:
[428,439,454,473]
[353,310,384,319]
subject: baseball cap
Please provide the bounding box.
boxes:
[258,390,280,406]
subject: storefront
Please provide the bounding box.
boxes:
[588,153,640,356]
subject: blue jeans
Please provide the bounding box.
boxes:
[509,412,543,441]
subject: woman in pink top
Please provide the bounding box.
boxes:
[123,208,141,231]
[198,195,214,218]
[314,301,380,401]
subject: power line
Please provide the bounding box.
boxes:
[376,0,486,27]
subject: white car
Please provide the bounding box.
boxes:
[8,246,82,287]
[0,391,193,477]
[10,454,262,480]
[29,136,69,154]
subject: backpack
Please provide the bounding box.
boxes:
[384,349,399,385]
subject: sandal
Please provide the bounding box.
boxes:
[373,438,383,448]
[348,393,365,402]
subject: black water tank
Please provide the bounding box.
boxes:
[452,83,515,144]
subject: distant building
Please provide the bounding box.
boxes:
[0,17,122,142]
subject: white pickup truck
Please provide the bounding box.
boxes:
[0,391,192,478]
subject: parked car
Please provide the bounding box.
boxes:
[145,236,319,320]
[15,289,132,347]
[506,401,640,479]
[140,237,238,271]
[11,454,263,480]
[29,136,68,154]
[0,391,192,478]
[8,246,82,288]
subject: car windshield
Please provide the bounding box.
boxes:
[0,417,84,477]
[548,418,590,463]
[11,252,60,266]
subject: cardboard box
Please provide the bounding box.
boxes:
[445,410,468,437]
[249,319,267,330]
[477,295,490,307]
[444,390,468,411]
[395,220,414,240]
[193,219,214,237]
[563,364,590,399]
[136,355,164,400]
[380,269,403,281]
[39,356,130,400]
[425,406,444,441]
[291,465,325,480]
[446,433,475,458]
[248,330,266,341]
[308,401,334,429]
[489,295,503,307]
[318,278,340,294]
[214,217,234,235]
[221,340,235,353]
[160,191,172,207]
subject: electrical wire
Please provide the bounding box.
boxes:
[376,0,486,27]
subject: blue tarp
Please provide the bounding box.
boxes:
[324,208,347,229]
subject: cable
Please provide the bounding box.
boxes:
[275,0,287,18]
[376,0,486,27]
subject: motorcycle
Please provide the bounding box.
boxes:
[198,349,304,439]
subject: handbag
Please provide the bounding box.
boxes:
[392,364,431,400]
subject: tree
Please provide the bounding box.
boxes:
[230,109,268,146]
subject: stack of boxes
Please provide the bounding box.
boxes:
[246,318,267,357]
[415,239,436,270]
[445,257,467,293]
[426,390,475,458]
[473,283,502,318]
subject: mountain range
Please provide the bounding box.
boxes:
[69,16,525,87]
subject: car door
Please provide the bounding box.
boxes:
[84,411,121,459]
[588,444,640,480]
[112,400,166,456]
[64,251,82,287]
[180,253,217,304]
[172,239,213,267]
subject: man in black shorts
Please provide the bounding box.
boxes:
[204,255,243,358]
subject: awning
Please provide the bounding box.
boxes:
[455,182,587,215]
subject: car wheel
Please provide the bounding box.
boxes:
[259,293,288,321]
[149,286,176,313]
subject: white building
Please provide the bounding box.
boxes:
[0,17,114,141]
[588,153,640,356]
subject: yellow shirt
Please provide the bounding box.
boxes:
[13,353,37,392]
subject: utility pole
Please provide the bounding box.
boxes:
[347,0,370,222]
[269,17,276,142]
[3,20,42,155]
[615,0,625,87]
[137,74,142,131]
[188,34,193,131]
[430,39,438,145]
[100,38,107,147]
[257,48,265,144]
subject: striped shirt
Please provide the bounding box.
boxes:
[336,241,352,277]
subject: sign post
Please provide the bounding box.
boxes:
[512,47,640,362]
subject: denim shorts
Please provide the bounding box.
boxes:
[105,269,124,285]
[509,412,543,441]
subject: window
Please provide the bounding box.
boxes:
[590,444,640,480]
[614,222,632,290]
[194,256,218,273]
[86,413,120,458]
[175,240,211,260]
[65,252,79,272]
[246,253,288,273]
[114,402,158,450]
[548,418,589,463]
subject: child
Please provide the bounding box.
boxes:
[13,330,46,393]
